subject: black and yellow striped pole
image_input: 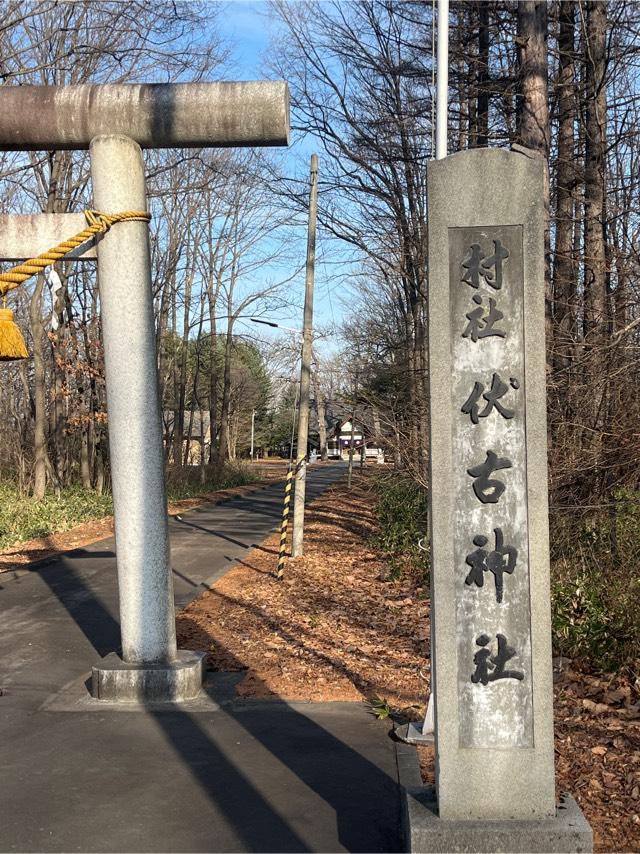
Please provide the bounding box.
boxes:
[277,375,301,580]
[277,460,300,580]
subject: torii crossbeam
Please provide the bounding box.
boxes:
[0,81,289,702]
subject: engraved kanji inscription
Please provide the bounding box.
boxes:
[461,243,484,289]
[461,373,520,424]
[450,225,532,748]
[462,295,506,342]
[467,449,512,504]
[461,239,510,291]
[471,633,524,685]
[464,528,518,603]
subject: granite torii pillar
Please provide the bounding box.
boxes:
[0,82,289,701]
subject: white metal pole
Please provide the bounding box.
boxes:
[435,0,450,161]
[422,0,450,740]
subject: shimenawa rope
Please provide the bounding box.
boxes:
[0,209,150,361]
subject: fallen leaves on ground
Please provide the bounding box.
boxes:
[417,669,640,853]
[177,470,429,709]
[177,469,639,854]
[552,661,640,852]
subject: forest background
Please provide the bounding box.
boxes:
[0,0,639,674]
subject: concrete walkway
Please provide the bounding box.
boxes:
[0,463,404,853]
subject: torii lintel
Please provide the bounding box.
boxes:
[0,81,289,151]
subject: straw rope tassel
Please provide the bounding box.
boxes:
[0,306,28,361]
[0,209,151,361]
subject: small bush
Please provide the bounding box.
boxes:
[371,473,430,581]
[370,697,391,720]
[165,462,257,501]
[550,489,640,673]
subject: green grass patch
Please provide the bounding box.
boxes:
[0,484,113,550]
[165,462,257,501]
[550,489,640,673]
[370,472,430,581]
[0,463,258,550]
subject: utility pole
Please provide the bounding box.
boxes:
[291,153,319,558]
[250,408,256,460]
[346,358,360,489]
[347,409,356,489]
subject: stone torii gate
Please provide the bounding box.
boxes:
[0,82,289,702]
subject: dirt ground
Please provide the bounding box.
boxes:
[0,465,286,574]
[176,470,640,854]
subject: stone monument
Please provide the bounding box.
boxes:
[403,147,592,852]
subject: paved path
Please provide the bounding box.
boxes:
[0,463,404,853]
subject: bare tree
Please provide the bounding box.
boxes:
[0,1,225,497]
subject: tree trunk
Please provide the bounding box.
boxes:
[207,281,220,463]
[156,274,173,461]
[29,273,48,499]
[199,408,207,485]
[467,3,478,148]
[477,1,490,148]
[517,1,551,375]
[553,0,577,372]
[317,394,327,460]
[455,3,468,151]
[372,406,382,447]
[94,435,105,496]
[516,2,549,154]
[171,285,182,466]
[583,0,609,466]
[175,261,194,468]
[228,411,238,460]
[50,272,69,485]
[347,411,356,489]
[208,338,219,463]
[80,425,91,488]
[583,0,608,343]
[30,153,66,499]
[414,302,429,482]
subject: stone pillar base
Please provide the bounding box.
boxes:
[395,721,435,745]
[403,787,592,853]
[91,650,204,703]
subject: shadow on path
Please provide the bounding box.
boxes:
[32,559,400,851]
[180,619,402,852]
[1,462,401,852]
[32,559,311,850]
[145,704,311,852]
[38,557,121,658]
[175,518,253,550]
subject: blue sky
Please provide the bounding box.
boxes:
[218,1,272,79]
[217,1,348,352]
